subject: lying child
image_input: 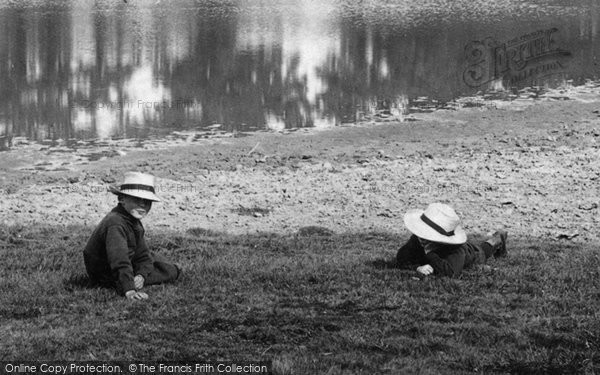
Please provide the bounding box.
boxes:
[396,202,507,277]
[83,172,180,300]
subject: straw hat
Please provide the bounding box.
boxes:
[403,203,466,244]
[109,172,161,202]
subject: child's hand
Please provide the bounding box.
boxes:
[417,264,434,275]
[134,275,145,290]
[125,290,149,300]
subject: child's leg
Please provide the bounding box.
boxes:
[481,242,496,259]
[482,231,508,259]
[144,252,181,285]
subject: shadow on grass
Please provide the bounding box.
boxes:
[63,273,95,291]
[369,258,398,269]
[487,354,594,374]
[1,222,599,373]
[62,273,118,294]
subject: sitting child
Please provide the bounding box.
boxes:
[83,172,181,300]
[396,202,507,277]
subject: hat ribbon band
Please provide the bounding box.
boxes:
[120,184,156,193]
[420,214,455,237]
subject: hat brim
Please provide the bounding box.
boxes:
[109,186,161,202]
[403,209,467,245]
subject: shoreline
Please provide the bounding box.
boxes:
[1,93,599,244]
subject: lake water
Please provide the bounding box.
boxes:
[0,0,598,145]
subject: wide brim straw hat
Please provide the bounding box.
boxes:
[108,172,161,202]
[403,202,467,245]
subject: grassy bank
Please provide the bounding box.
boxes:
[1,224,598,374]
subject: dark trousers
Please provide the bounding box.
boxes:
[144,252,181,285]
[481,242,495,259]
[87,252,180,292]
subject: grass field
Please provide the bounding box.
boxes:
[1,223,598,374]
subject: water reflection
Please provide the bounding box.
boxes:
[0,0,598,145]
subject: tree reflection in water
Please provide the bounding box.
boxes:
[0,0,596,143]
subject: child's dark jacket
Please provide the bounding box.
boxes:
[396,235,486,277]
[83,204,154,293]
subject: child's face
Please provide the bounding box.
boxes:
[120,195,152,220]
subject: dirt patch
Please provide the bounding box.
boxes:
[1,94,600,246]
